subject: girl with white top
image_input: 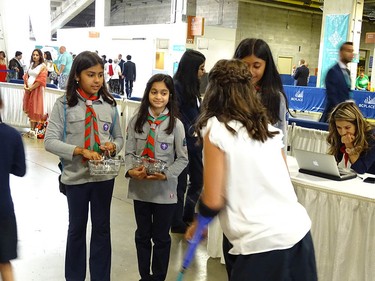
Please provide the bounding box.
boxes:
[44,51,56,84]
[192,59,317,281]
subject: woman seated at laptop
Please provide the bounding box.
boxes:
[327,101,375,175]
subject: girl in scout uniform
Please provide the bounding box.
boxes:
[125,73,188,281]
[45,51,123,281]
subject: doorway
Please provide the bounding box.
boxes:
[277,56,293,75]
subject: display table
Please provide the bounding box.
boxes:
[207,156,375,281]
[288,124,329,156]
[0,82,64,127]
[0,81,141,155]
[0,81,140,131]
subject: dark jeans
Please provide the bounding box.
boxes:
[223,232,317,281]
[133,200,176,281]
[125,79,134,98]
[65,179,114,281]
[109,79,120,94]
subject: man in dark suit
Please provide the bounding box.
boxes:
[122,55,136,98]
[320,42,354,122]
[118,54,125,95]
[293,59,309,86]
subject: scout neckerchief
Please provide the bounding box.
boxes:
[141,109,169,158]
[77,88,101,154]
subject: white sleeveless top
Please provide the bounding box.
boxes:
[201,117,311,255]
[27,63,45,87]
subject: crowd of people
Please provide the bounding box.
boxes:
[1,37,375,281]
[102,54,137,97]
[0,47,137,140]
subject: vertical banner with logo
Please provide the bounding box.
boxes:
[320,14,349,87]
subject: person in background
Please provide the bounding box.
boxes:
[355,70,369,91]
[56,46,73,90]
[22,49,47,138]
[125,73,188,281]
[110,59,122,94]
[8,51,24,80]
[293,59,309,86]
[190,59,317,281]
[106,58,114,91]
[101,55,108,64]
[44,51,124,281]
[122,55,136,98]
[320,41,354,122]
[44,51,56,84]
[233,38,289,152]
[118,54,125,95]
[171,49,206,233]
[0,91,26,281]
[0,51,7,82]
[327,101,375,175]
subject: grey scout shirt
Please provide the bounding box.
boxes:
[125,112,188,204]
[44,94,124,185]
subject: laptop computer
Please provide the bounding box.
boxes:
[294,149,357,181]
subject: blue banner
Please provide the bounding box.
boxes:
[284,85,375,119]
[320,14,349,87]
[355,91,375,119]
[284,86,325,113]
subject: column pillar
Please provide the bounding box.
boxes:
[29,0,51,43]
[317,0,364,88]
[95,0,111,28]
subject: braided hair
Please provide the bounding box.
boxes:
[196,59,278,142]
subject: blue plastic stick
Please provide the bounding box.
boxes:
[177,214,214,280]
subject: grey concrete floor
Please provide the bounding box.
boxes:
[9,136,227,281]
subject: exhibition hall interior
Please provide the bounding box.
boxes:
[0,0,375,281]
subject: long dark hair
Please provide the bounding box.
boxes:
[30,49,44,65]
[173,49,205,105]
[66,51,116,107]
[196,59,277,142]
[44,51,53,61]
[135,73,178,135]
[234,38,288,124]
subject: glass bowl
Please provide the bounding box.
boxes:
[88,157,123,176]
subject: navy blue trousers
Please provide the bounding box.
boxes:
[133,200,176,281]
[125,79,134,98]
[65,179,114,281]
[223,232,317,281]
